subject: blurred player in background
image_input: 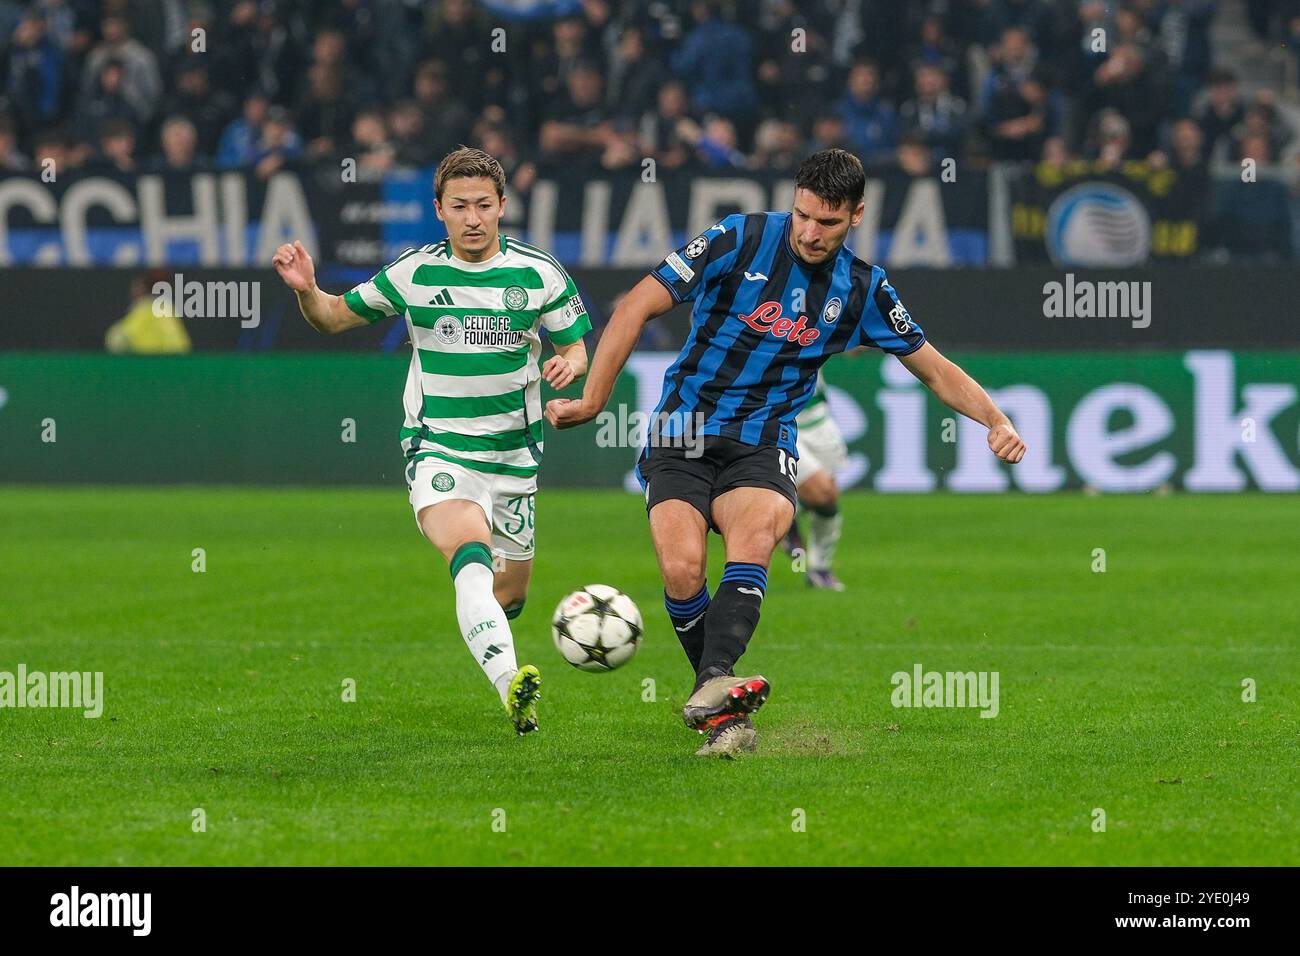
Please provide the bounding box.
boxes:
[104,270,192,354]
[547,148,1025,757]
[273,147,590,737]
[783,370,848,591]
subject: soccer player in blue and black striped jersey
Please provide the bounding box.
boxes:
[546,149,1026,757]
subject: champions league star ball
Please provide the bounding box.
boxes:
[551,585,643,672]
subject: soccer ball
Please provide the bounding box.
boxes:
[551,585,643,672]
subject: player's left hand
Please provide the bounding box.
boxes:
[542,354,578,390]
[988,421,1026,463]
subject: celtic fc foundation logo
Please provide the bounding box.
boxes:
[502,285,528,310]
[432,472,456,492]
[433,315,460,345]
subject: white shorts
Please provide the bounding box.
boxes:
[795,415,847,486]
[406,457,536,561]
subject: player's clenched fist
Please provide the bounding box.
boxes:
[272,240,316,292]
[988,421,1026,463]
[544,397,598,429]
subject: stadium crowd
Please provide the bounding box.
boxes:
[1,0,1298,255]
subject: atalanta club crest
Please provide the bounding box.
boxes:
[822,297,842,324]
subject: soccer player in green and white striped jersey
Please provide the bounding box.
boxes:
[785,370,849,591]
[272,147,591,736]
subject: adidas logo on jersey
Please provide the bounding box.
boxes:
[737,300,821,346]
[429,289,456,306]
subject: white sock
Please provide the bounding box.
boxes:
[807,509,843,572]
[452,559,517,704]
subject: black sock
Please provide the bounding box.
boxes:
[697,562,766,685]
[664,583,709,674]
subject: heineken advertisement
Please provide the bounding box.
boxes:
[0,351,1297,491]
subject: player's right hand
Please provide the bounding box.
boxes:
[272,240,316,293]
[544,397,598,429]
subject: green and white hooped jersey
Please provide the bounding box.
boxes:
[797,370,829,429]
[344,235,591,479]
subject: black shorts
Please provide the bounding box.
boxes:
[636,436,798,531]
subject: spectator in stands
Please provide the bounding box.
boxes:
[540,60,634,168]
[1084,108,1133,168]
[162,62,235,161]
[1156,117,1211,238]
[755,0,834,123]
[677,115,748,169]
[297,62,356,160]
[348,107,396,175]
[151,116,204,173]
[1154,0,1217,115]
[896,129,933,176]
[1039,135,1070,171]
[32,130,77,177]
[607,26,666,122]
[89,118,137,174]
[808,112,850,154]
[981,26,1057,161]
[904,13,965,100]
[422,0,495,111]
[552,13,596,69]
[412,59,473,163]
[81,14,161,126]
[250,106,302,179]
[8,10,68,135]
[1195,68,1245,162]
[1081,34,1168,157]
[216,93,269,169]
[672,1,759,136]
[0,114,28,171]
[209,1,260,104]
[474,108,537,194]
[1166,117,1209,187]
[751,118,803,171]
[835,60,896,165]
[639,80,694,173]
[899,63,968,161]
[387,100,436,168]
[1209,133,1293,261]
[1068,0,1114,92]
[105,270,191,355]
[73,59,141,140]
[1232,94,1294,163]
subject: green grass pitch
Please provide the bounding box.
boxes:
[0,487,1295,866]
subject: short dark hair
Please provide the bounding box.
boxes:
[794,148,866,211]
[435,145,506,200]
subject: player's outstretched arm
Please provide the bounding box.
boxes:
[898,342,1026,463]
[544,274,674,429]
[272,240,368,335]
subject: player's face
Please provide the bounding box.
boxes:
[435,177,506,261]
[789,189,864,265]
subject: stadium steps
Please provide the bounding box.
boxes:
[1211,0,1296,96]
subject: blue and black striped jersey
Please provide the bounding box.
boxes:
[647,210,925,454]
